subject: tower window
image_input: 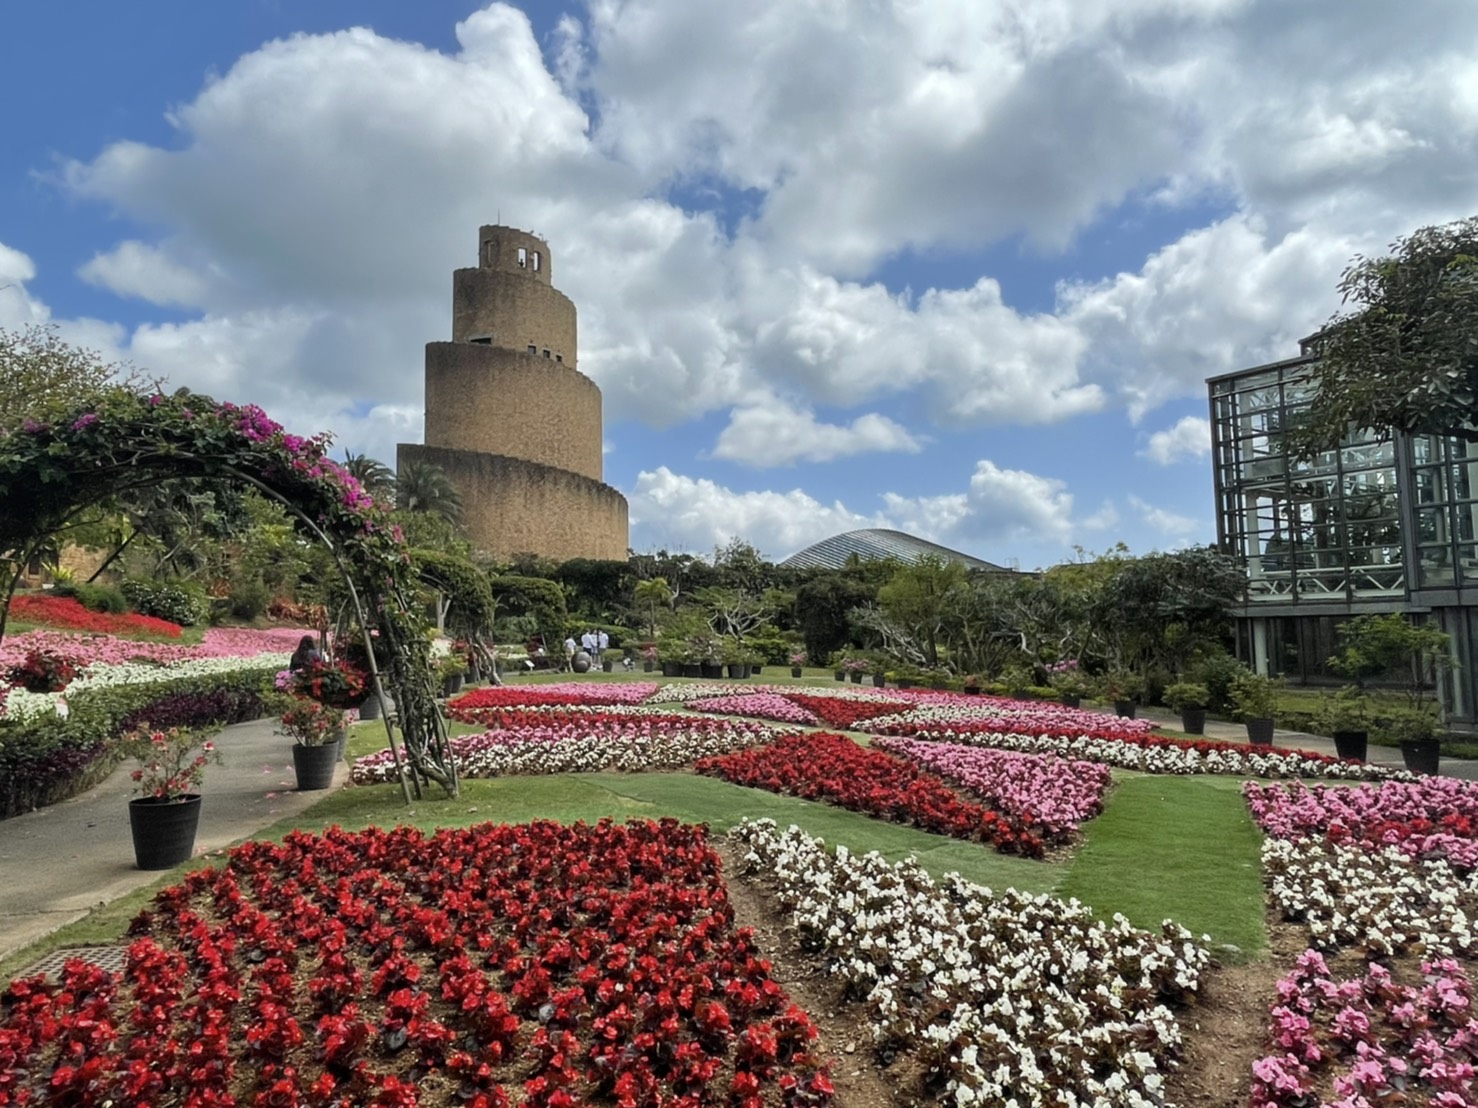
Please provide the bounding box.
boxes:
[532,250,542,272]
[555,354,563,363]
[527,344,537,355]
[517,247,527,268]
[469,334,493,344]
[483,241,495,266]
[542,348,551,358]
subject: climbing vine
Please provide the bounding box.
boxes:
[0,387,457,800]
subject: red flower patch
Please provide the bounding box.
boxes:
[781,694,911,730]
[697,731,1045,856]
[8,593,182,639]
[0,819,834,1106]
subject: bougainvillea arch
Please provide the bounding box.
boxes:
[0,387,457,800]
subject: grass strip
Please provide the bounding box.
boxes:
[1058,772,1267,962]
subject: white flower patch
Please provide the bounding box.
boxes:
[733,819,1210,1107]
[642,682,762,704]
[352,718,792,784]
[889,727,1410,782]
[1261,837,1478,958]
[0,655,288,722]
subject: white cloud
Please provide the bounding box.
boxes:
[0,241,45,329]
[627,466,887,558]
[712,398,921,466]
[1141,415,1212,465]
[78,241,217,308]
[1127,494,1201,544]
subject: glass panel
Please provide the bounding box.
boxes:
[1419,546,1457,588]
[1460,544,1478,583]
[1340,440,1395,470]
[1415,466,1447,505]
[1417,507,1449,545]
[1412,435,1438,465]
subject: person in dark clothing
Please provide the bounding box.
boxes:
[289,634,323,672]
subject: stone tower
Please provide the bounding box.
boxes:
[397,226,629,560]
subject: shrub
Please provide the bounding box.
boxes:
[1192,652,1246,713]
[229,578,272,621]
[122,579,210,627]
[73,582,129,614]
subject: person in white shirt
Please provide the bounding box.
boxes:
[597,629,609,653]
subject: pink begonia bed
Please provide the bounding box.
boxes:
[0,625,309,669]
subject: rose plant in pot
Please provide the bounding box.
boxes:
[276,695,348,790]
[788,649,807,678]
[1162,681,1211,735]
[116,724,221,870]
[1099,670,1144,718]
[1047,660,1091,707]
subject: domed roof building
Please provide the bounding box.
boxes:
[780,528,1005,572]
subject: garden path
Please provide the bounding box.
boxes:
[0,716,345,964]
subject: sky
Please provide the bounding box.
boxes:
[2,1,1475,570]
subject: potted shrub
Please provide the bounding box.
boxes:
[116,724,221,870]
[962,674,983,696]
[438,653,469,695]
[1314,686,1371,760]
[640,644,659,673]
[844,657,870,684]
[601,647,624,673]
[721,639,748,679]
[789,649,807,678]
[1386,708,1443,775]
[276,696,348,790]
[1162,681,1210,736]
[830,651,848,681]
[1100,670,1144,718]
[1047,660,1090,707]
[1230,670,1282,745]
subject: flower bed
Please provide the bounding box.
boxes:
[1,820,835,1106]
[448,682,660,714]
[6,592,183,638]
[688,692,821,726]
[872,736,1111,838]
[645,682,757,704]
[734,819,1209,1107]
[780,692,911,730]
[868,700,1160,739]
[0,626,306,671]
[353,708,786,784]
[889,724,1407,780]
[697,731,1046,855]
[1245,778,1478,872]
[1250,949,1478,1108]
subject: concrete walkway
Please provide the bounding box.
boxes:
[0,716,345,966]
[2,701,1474,970]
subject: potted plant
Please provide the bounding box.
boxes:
[1162,682,1210,736]
[721,639,748,679]
[1230,670,1282,745]
[116,724,221,870]
[830,651,848,681]
[640,644,659,673]
[276,696,348,790]
[294,657,369,709]
[437,653,469,695]
[962,674,983,696]
[789,649,807,678]
[1100,670,1145,718]
[600,647,623,673]
[1314,686,1371,760]
[1047,661,1091,708]
[1386,708,1443,775]
[844,657,870,684]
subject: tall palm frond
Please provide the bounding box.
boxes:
[396,458,463,526]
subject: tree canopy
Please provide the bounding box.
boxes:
[1302,216,1478,449]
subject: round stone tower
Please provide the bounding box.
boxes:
[398,226,629,561]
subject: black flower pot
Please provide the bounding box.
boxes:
[129,795,202,870]
[791,666,804,678]
[1333,729,1368,761]
[751,665,763,675]
[849,672,863,684]
[682,663,703,678]
[293,743,340,791]
[603,660,615,672]
[702,663,724,680]
[662,661,681,678]
[898,679,915,690]
[871,674,887,689]
[834,670,846,681]
[1244,716,1275,746]
[1114,700,1137,719]
[1180,708,1208,735]
[727,663,746,679]
[643,661,655,673]
[1059,694,1080,708]
[1400,738,1441,776]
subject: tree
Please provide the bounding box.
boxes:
[633,576,673,639]
[1302,216,1478,450]
[793,573,878,664]
[0,325,151,428]
[395,458,462,525]
[342,451,396,503]
[876,555,968,668]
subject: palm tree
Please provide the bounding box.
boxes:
[633,576,672,639]
[395,458,463,526]
[341,451,397,503]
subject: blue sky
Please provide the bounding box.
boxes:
[4,0,1476,569]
